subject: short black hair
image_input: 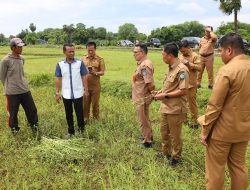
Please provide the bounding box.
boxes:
[220,33,245,54]
[135,44,148,54]
[63,44,74,52]
[179,40,189,49]
[86,41,97,49]
[206,26,213,31]
[163,42,179,57]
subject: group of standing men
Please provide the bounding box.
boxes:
[132,30,250,189]
[0,29,250,190]
[0,39,105,139]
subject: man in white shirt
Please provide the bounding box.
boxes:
[55,44,89,138]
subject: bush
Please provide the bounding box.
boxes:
[101,80,131,99]
[29,73,53,87]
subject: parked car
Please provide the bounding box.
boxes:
[181,37,201,49]
[145,38,161,48]
[117,40,134,47]
[216,36,250,51]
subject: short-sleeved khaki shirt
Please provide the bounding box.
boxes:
[180,50,201,88]
[132,59,154,104]
[199,36,217,56]
[159,60,189,114]
[81,55,105,90]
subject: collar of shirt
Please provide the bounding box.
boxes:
[227,54,249,64]
[8,53,22,60]
[137,57,147,65]
[64,58,77,64]
[86,54,98,60]
[169,59,180,70]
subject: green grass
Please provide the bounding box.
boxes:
[0,46,249,190]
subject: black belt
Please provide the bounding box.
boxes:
[200,53,214,57]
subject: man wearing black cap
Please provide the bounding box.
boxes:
[0,38,38,134]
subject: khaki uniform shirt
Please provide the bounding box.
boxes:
[180,50,201,88]
[0,53,29,95]
[81,54,105,90]
[132,58,154,104]
[199,36,217,56]
[198,55,250,142]
[159,60,189,114]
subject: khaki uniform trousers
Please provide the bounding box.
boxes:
[206,139,249,190]
[187,87,198,124]
[84,86,101,120]
[136,103,153,143]
[197,55,214,86]
[160,113,186,160]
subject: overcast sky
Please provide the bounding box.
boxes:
[0,0,250,36]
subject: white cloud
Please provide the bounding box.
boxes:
[177,2,206,15]
[135,0,175,5]
[0,0,250,36]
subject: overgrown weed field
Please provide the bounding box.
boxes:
[0,46,249,190]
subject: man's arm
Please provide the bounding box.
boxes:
[146,82,155,93]
[82,76,89,96]
[154,89,187,100]
[198,71,230,145]
[94,58,105,76]
[80,61,89,96]
[189,55,202,71]
[210,31,217,42]
[155,69,189,100]
[55,77,62,103]
[0,59,8,84]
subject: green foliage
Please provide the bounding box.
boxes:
[216,21,250,40]
[214,0,242,32]
[28,73,53,87]
[149,21,204,44]
[95,27,107,40]
[29,23,37,33]
[63,24,75,44]
[118,23,138,42]
[101,80,131,99]
[0,33,8,46]
[24,32,37,45]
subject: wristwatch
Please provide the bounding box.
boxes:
[165,93,170,99]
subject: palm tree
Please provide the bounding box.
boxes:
[215,0,242,33]
[29,23,36,33]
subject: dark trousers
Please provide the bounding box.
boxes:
[62,97,84,134]
[6,91,38,129]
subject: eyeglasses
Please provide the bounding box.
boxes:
[133,51,142,54]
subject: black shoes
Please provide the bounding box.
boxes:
[169,158,182,167]
[156,152,171,160]
[143,142,152,148]
[208,85,213,90]
[11,126,20,134]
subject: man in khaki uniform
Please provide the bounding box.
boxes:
[198,33,250,190]
[132,44,155,148]
[179,40,201,128]
[197,26,217,89]
[81,41,105,121]
[154,43,189,167]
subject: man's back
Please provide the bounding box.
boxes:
[207,54,250,142]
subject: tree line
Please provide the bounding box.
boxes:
[0,21,250,46]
